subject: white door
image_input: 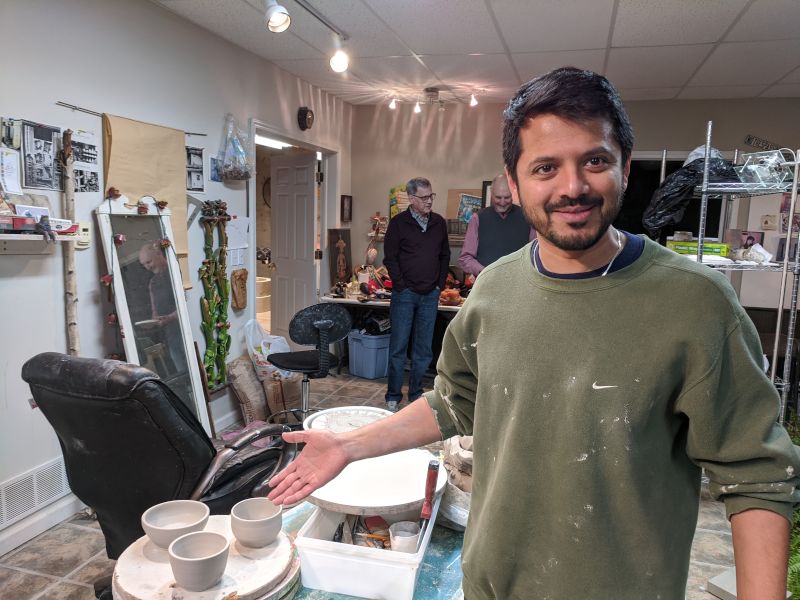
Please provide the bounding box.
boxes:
[270,152,318,347]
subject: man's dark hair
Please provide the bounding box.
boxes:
[502,67,634,183]
[406,177,432,197]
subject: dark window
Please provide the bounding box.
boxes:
[615,159,723,243]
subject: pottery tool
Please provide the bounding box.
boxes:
[416,460,439,551]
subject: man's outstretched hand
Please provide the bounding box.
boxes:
[267,429,350,505]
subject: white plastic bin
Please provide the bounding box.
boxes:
[295,494,442,600]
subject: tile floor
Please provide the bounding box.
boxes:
[0,372,734,599]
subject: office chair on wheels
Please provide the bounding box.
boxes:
[21,352,298,562]
[267,302,352,424]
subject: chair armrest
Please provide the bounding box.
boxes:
[225,424,288,451]
[190,424,290,500]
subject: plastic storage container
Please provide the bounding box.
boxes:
[295,493,442,600]
[348,330,390,379]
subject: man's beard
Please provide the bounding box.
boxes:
[523,191,624,251]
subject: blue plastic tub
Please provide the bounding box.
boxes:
[348,330,390,379]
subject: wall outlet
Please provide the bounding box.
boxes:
[761,214,778,230]
[75,222,92,249]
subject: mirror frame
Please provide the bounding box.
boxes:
[96,195,211,434]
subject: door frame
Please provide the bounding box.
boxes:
[247,118,341,319]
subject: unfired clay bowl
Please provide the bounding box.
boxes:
[141,500,210,549]
[168,531,229,591]
[230,497,282,548]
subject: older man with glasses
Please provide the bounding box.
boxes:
[381,176,450,412]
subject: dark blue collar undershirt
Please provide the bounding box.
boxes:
[531,231,644,279]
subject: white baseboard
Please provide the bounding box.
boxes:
[0,493,85,556]
[213,409,242,434]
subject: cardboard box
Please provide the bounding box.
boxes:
[666,240,730,257]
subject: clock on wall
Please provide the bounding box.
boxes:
[298,107,314,131]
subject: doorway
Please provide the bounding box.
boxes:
[251,126,331,343]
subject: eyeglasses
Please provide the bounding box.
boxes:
[411,193,436,203]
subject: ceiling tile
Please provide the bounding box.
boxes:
[511,49,606,82]
[613,0,749,47]
[155,0,324,60]
[272,58,368,92]
[725,0,800,42]
[760,84,800,98]
[618,88,681,101]
[362,0,504,54]
[690,40,800,86]
[607,45,712,88]
[347,56,441,98]
[420,54,518,93]
[677,85,769,100]
[490,0,615,53]
[283,0,410,57]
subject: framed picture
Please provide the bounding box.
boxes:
[481,180,492,208]
[780,193,800,234]
[457,193,482,223]
[776,237,799,262]
[341,194,352,223]
[328,228,352,284]
[739,230,764,249]
[209,156,222,182]
[186,146,205,193]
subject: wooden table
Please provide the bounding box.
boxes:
[320,294,463,312]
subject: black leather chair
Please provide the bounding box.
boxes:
[21,352,298,561]
[267,302,352,424]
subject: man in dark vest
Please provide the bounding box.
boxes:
[458,174,535,277]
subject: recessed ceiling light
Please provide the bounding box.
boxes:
[470,94,478,107]
[389,98,397,110]
[414,101,421,114]
[255,135,293,150]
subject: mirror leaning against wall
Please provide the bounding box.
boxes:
[96,195,211,433]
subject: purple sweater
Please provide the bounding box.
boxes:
[383,210,450,294]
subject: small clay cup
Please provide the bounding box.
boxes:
[230,498,282,548]
[168,531,229,591]
[141,500,209,549]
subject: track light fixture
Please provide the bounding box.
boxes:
[389,98,397,110]
[330,49,349,73]
[264,0,290,33]
[414,101,422,114]
[470,94,478,107]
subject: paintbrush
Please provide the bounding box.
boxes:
[416,460,439,552]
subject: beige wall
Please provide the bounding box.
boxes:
[350,97,799,274]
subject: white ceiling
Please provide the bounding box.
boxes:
[154,0,800,105]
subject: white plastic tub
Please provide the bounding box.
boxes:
[295,493,442,600]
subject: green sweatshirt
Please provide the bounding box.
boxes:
[426,237,800,600]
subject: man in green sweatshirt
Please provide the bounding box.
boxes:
[268,67,800,599]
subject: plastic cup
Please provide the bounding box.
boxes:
[389,521,420,553]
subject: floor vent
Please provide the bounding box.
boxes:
[0,457,69,530]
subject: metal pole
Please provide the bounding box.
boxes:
[697,121,713,264]
[659,149,667,184]
[777,151,800,424]
[56,101,206,136]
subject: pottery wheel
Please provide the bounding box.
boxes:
[112,515,294,600]
[309,448,447,516]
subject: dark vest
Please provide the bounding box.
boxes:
[476,205,530,267]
